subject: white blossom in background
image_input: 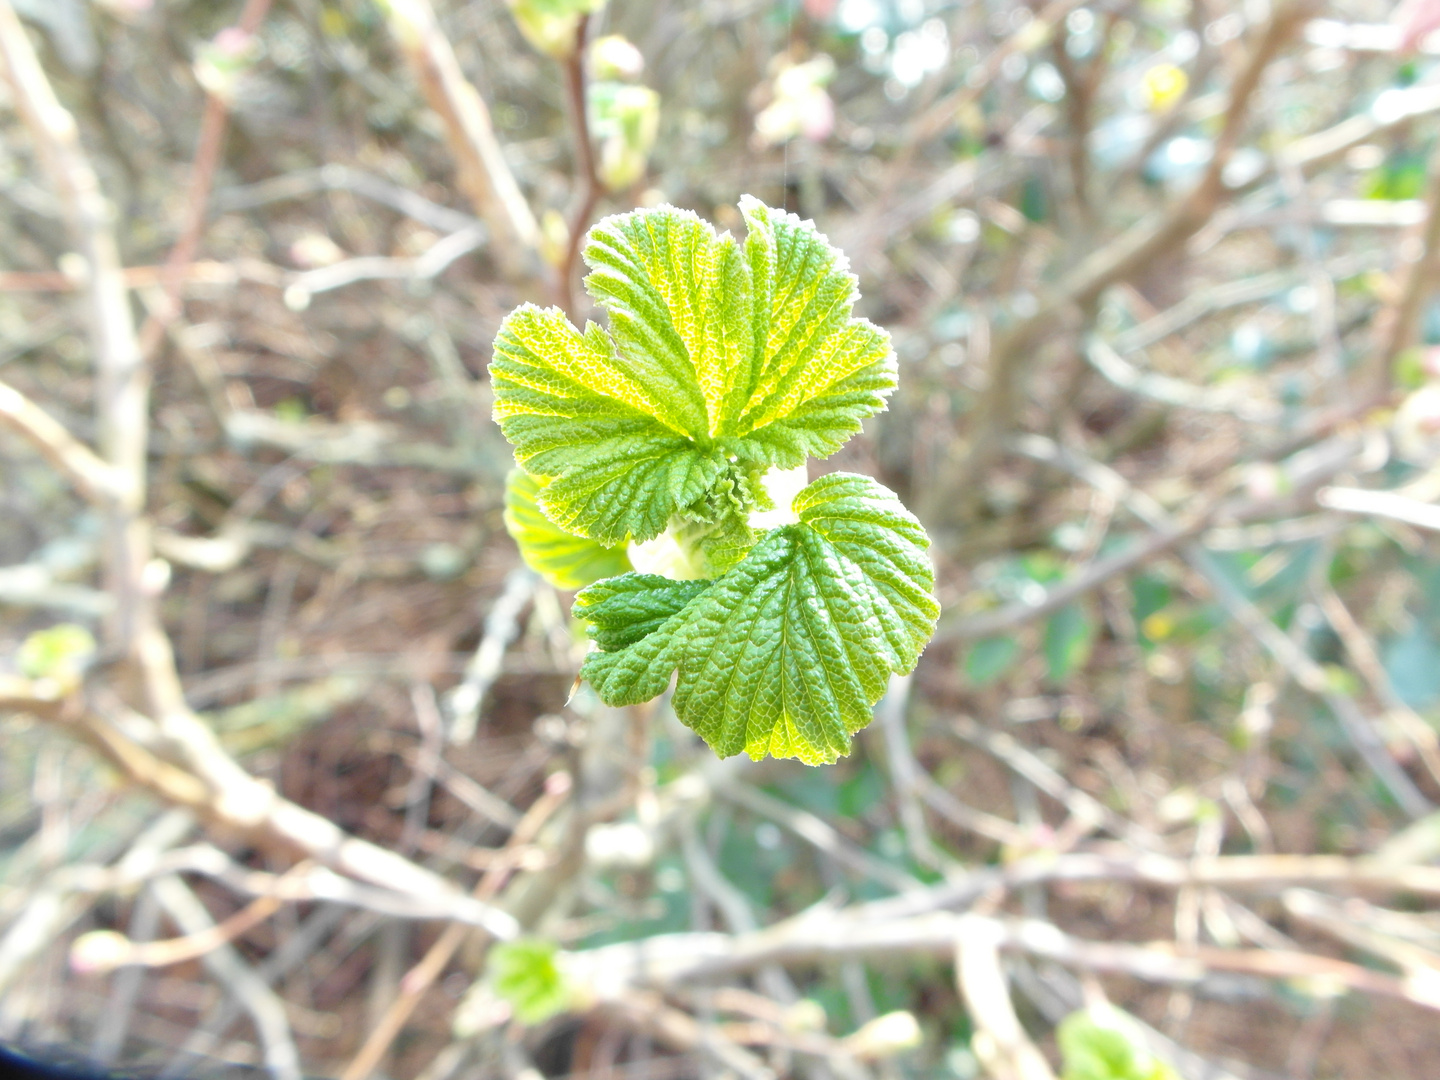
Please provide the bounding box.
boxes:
[590,33,644,81]
[890,18,948,89]
[194,27,262,105]
[837,0,885,34]
[592,83,661,191]
[587,34,660,192]
[1395,383,1440,463]
[754,55,836,145]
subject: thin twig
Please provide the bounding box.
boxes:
[565,911,1440,1012]
[381,0,540,278]
[955,916,1058,1080]
[1009,435,1433,818]
[1282,888,1440,980]
[71,880,291,973]
[874,675,950,870]
[400,684,445,853]
[1191,547,1433,819]
[211,163,480,232]
[1313,578,1440,788]
[606,990,777,1080]
[338,771,572,1080]
[1085,340,1281,422]
[0,0,148,646]
[149,874,301,1080]
[87,885,161,1065]
[135,0,274,362]
[1365,138,1440,397]
[446,568,538,743]
[715,779,923,893]
[1318,485,1440,532]
[945,0,1315,527]
[161,905,349,1080]
[0,260,248,293]
[951,716,1161,850]
[280,222,487,311]
[0,378,132,506]
[0,811,194,1001]
[936,508,1215,642]
[557,13,602,317]
[51,841,520,926]
[1,678,523,938]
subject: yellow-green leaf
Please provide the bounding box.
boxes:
[503,469,631,590]
[489,198,895,548]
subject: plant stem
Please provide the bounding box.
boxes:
[558,13,602,319]
[136,0,274,364]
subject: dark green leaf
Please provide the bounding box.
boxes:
[573,473,938,764]
[1044,603,1094,682]
[965,635,1020,686]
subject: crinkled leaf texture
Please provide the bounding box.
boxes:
[489,196,896,546]
[504,469,631,590]
[573,474,939,765]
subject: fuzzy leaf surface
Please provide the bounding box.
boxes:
[490,198,895,546]
[574,473,938,764]
[503,470,631,590]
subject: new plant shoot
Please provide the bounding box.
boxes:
[491,197,939,765]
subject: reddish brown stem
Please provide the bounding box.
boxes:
[136,0,274,362]
[556,14,603,319]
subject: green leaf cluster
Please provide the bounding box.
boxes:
[1057,1008,1179,1080]
[490,198,937,764]
[489,938,573,1025]
[504,0,604,58]
[18,624,96,686]
[491,196,895,549]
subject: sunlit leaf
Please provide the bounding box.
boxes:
[490,198,896,549]
[1058,1007,1178,1080]
[489,938,573,1025]
[17,624,96,683]
[503,469,632,590]
[574,474,938,764]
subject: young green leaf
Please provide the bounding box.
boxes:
[964,635,1020,686]
[489,306,729,543]
[1043,602,1094,683]
[1058,1007,1178,1080]
[489,197,896,547]
[573,474,938,765]
[18,623,97,685]
[504,0,604,58]
[576,572,711,651]
[489,938,573,1025]
[503,469,632,590]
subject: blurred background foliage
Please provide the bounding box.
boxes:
[4,0,1440,1077]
